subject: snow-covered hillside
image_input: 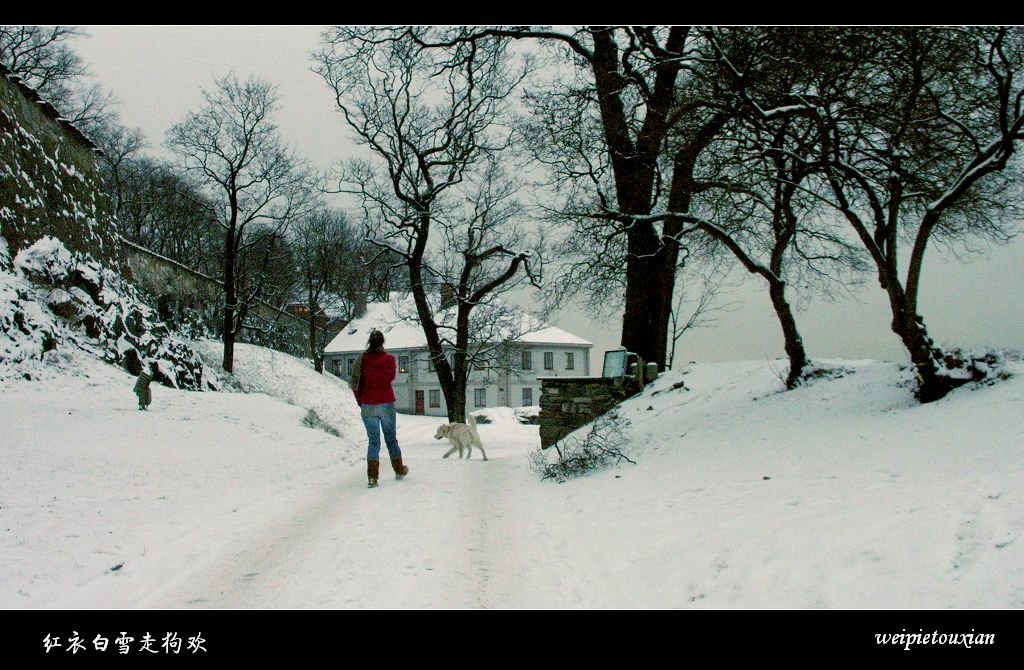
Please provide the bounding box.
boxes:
[1,340,1023,610]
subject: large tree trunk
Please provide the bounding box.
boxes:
[883,277,964,403]
[654,117,728,370]
[768,179,809,389]
[621,224,673,371]
[590,27,688,372]
[404,211,463,423]
[767,280,807,389]
[448,378,467,424]
[221,224,237,374]
[901,317,956,403]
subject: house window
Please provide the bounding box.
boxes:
[429,390,441,408]
[521,351,532,370]
[428,354,435,371]
[543,352,554,370]
[474,388,487,407]
[398,355,409,373]
[334,359,343,375]
[521,387,533,406]
[566,352,575,370]
[347,357,355,376]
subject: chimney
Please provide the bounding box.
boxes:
[440,283,457,310]
[353,290,368,318]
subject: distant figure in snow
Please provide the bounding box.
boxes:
[351,329,408,488]
[134,362,155,410]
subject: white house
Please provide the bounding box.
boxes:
[323,294,593,416]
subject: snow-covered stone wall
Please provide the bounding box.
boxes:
[0,65,120,270]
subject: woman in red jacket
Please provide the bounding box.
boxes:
[351,329,409,488]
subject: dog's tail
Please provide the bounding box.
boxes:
[468,413,479,434]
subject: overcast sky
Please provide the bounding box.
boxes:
[72,25,1024,369]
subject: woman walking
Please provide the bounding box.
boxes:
[351,329,409,488]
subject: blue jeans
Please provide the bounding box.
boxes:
[361,403,402,461]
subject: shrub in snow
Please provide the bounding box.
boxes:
[514,406,541,425]
[939,348,1013,387]
[798,363,857,385]
[14,236,75,284]
[530,412,635,483]
[302,409,341,437]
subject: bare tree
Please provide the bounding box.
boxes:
[289,208,365,372]
[560,27,863,387]
[166,73,315,373]
[663,114,865,387]
[91,121,146,215]
[116,156,222,276]
[416,27,739,373]
[808,27,1024,401]
[0,25,118,136]
[666,267,736,371]
[314,27,542,422]
[232,223,301,350]
[0,26,85,109]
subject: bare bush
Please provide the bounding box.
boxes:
[530,413,634,483]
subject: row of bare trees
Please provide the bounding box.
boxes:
[389,26,1024,403]
[6,26,1023,410]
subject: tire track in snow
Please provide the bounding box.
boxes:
[141,450,524,608]
[138,470,376,608]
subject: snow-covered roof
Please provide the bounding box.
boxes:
[325,299,427,353]
[513,325,593,346]
[324,294,592,354]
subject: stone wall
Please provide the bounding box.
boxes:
[0,63,120,271]
[121,239,222,328]
[122,239,336,360]
[538,376,641,449]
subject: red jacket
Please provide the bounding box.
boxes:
[352,350,397,405]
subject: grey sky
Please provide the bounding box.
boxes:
[73,25,1024,368]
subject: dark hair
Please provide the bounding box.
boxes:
[367,329,385,351]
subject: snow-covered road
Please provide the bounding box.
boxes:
[1,346,568,609]
[135,444,556,610]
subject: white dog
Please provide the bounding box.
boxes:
[435,414,488,461]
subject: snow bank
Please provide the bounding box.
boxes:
[190,340,363,442]
[0,232,10,270]
[2,340,1022,609]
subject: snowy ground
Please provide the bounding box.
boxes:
[2,341,1023,609]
